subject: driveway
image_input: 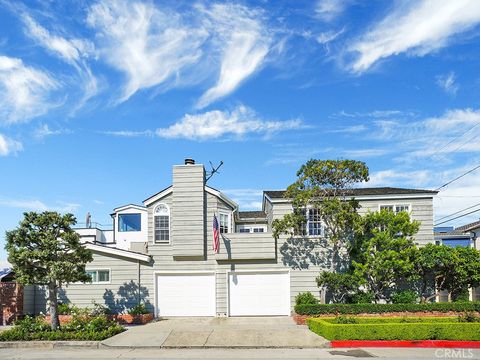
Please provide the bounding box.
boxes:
[101,317,328,348]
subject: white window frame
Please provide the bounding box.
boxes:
[378,204,411,214]
[85,269,111,284]
[218,211,231,234]
[154,203,170,244]
[236,225,267,233]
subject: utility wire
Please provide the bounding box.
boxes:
[427,122,480,160]
[435,164,480,191]
[434,207,480,226]
[435,202,480,222]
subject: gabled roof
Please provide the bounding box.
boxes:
[84,243,151,262]
[238,211,267,219]
[456,220,480,232]
[112,204,146,213]
[264,187,438,200]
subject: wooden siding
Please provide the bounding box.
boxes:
[171,165,205,257]
[214,233,276,260]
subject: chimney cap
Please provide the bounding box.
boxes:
[184,158,195,165]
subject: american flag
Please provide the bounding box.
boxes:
[212,214,220,253]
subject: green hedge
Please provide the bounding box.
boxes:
[307,317,480,341]
[295,302,480,315]
[0,326,124,341]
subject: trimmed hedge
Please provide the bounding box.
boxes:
[0,327,124,341]
[295,302,480,315]
[307,317,480,341]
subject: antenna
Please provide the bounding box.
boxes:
[206,161,224,183]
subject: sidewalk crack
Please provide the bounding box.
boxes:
[203,329,214,347]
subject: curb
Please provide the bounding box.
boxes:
[0,341,100,349]
[331,340,480,349]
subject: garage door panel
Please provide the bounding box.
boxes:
[157,273,215,316]
[229,272,290,316]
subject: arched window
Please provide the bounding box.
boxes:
[154,203,170,243]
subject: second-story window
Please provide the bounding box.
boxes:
[118,213,141,232]
[219,212,230,234]
[380,204,410,213]
[154,204,170,243]
[307,208,323,236]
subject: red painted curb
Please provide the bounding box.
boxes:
[331,340,480,348]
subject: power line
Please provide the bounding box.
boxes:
[434,207,480,226]
[435,202,480,222]
[427,122,480,160]
[435,164,480,191]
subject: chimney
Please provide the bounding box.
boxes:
[184,158,195,165]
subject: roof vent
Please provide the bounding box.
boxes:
[184,158,195,165]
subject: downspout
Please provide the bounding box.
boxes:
[137,260,141,306]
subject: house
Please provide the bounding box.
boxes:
[434,222,480,301]
[24,159,437,317]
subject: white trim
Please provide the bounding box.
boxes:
[85,268,111,284]
[113,204,147,213]
[218,210,232,234]
[143,187,173,207]
[226,269,290,317]
[206,186,238,210]
[378,203,412,213]
[85,243,150,262]
[153,271,216,317]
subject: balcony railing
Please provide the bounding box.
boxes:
[214,232,276,261]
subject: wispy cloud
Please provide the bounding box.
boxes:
[315,0,348,22]
[436,71,459,95]
[87,0,207,103]
[0,55,58,124]
[156,105,302,140]
[222,189,264,210]
[328,124,367,133]
[22,14,97,111]
[99,130,153,138]
[348,0,480,72]
[195,3,271,109]
[33,124,71,140]
[0,198,80,213]
[341,148,389,158]
[0,133,23,156]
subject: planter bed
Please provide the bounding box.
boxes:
[293,311,480,325]
[307,317,480,341]
[45,313,154,325]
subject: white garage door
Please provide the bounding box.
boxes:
[156,273,216,316]
[228,271,290,316]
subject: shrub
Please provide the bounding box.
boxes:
[458,312,480,323]
[307,317,480,341]
[14,316,50,332]
[452,290,470,302]
[348,291,374,304]
[128,304,150,315]
[294,301,480,315]
[89,301,111,316]
[57,303,72,315]
[295,292,319,306]
[391,290,417,304]
[331,316,358,324]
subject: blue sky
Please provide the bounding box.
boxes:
[2,0,480,266]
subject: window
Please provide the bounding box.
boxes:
[154,204,170,243]
[118,213,141,232]
[295,208,324,236]
[253,227,265,233]
[239,228,250,233]
[237,226,266,233]
[86,269,110,283]
[380,204,410,213]
[219,212,230,234]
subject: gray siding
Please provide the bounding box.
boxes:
[214,233,276,260]
[171,165,205,257]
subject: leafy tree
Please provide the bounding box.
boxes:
[5,212,92,330]
[352,209,419,302]
[316,271,362,303]
[415,244,480,302]
[272,159,369,272]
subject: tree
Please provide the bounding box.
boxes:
[352,209,419,302]
[272,159,369,273]
[415,244,480,302]
[316,271,362,303]
[5,212,92,330]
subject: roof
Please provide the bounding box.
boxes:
[264,187,438,199]
[0,268,13,281]
[456,220,480,232]
[434,230,470,237]
[238,211,266,219]
[84,243,151,262]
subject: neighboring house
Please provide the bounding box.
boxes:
[434,223,480,301]
[27,159,437,317]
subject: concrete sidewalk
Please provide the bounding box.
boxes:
[101,317,328,348]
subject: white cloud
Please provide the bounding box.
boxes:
[436,71,459,95]
[349,0,480,72]
[328,124,367,133]
[222,189,264,210]
[316,28,345,45]
[22,15,97,111]
[0,198,80,213]
[0,260,11,270]
[0,133,23,156]
[33,124,71,139]
[0,55,58,124]
[87,0,207,103]
[315,0,348,22]
[367,169,431,188]
[341,148,389,158]
[99,130,153,138]
[195,4,271,109]
[156,105,303,140]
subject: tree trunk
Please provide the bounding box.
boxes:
[48,282,60,331]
